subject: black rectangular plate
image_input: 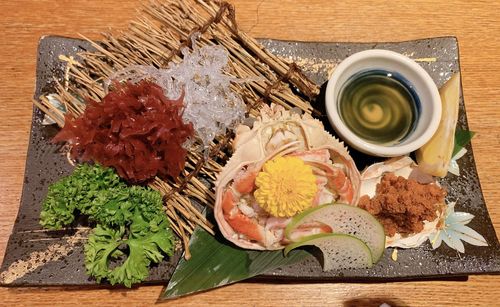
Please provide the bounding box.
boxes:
[1,36,499,286]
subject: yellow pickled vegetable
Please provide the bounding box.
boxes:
[416,73,461,177]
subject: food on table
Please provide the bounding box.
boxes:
[11,0,492,295]
[416,73,461,177]
[338,69,419,145]
[108,43,246,152]
[214,104,361,251]
[40,164,175,287]
[285,204,386,264]
[52,80,194,182]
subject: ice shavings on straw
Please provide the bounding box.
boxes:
[107,38,247,152]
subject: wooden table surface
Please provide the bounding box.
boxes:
[1,0,499,306]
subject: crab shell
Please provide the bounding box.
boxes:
[360,156,446,249]
[215,104,361,250]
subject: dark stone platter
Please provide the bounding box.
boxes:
[0,36,499,287]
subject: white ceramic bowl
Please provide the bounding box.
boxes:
[325,49,442,157]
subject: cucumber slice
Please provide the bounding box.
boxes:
[285,204,385,263]
[284,233,373,271]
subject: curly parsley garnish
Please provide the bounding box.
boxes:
[40,164,124,229]
[40,164,175,287]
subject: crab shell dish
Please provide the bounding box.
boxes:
[360,156,447,249]
[214,104,361,250]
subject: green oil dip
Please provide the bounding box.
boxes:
[337,70,420,145]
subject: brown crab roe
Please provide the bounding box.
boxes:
[358,173,446,237]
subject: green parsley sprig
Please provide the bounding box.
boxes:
[40,164,175,287]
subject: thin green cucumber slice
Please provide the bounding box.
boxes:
[285,204,385,263]
[284,233,373,271]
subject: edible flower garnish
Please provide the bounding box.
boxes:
[430,202,487,253]
[254,156,317,217]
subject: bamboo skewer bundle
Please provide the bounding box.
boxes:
[34,0,320,257]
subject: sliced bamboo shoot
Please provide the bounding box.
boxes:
[416,73,461,177]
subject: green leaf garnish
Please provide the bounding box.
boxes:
[452,128,475,157]
[162,228,311,299]
[40,164,175,287]
[40,164,124,229]
[85,214,175,288]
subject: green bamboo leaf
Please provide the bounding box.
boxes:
[162,227,311,299]
[452,128,475,157]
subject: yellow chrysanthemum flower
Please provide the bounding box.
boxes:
[254,156,317,217]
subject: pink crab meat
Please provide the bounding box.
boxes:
[214,104,361,250]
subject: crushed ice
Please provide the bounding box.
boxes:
[107,36,247,152]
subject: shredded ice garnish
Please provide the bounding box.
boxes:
[107,38,247,152]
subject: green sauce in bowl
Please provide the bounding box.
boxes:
[338,70,420,146]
